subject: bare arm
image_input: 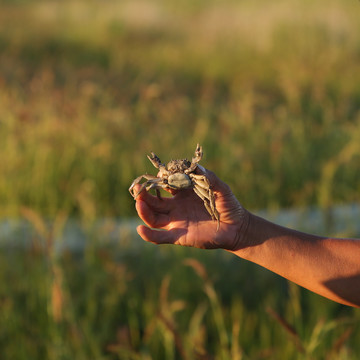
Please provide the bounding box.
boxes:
[231,214,360,307]
[133,167,360,307]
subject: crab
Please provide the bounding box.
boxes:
[129,144,220,229]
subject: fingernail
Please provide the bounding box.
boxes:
[197,164,206,173]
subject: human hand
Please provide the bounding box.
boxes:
[133,166,250,251]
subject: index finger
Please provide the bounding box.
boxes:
[134,184,174,213]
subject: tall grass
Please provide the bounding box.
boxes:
[0,0,359,218]
[1,222,359,359]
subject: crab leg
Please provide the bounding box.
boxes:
[208,190,219,224]
[193,184,220,230]
[196,184,219,220]
[190,174,210,189]
[145,180,169,199]
[190,174,219,227]
[129,174,158,198]
[193,185,213,216]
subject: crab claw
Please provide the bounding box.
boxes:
[195,143,202,155]
[147,152,164,169]
[187,143,203,172]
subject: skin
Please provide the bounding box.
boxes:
[133,166,360,308]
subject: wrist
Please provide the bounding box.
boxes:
[226,208,252,253]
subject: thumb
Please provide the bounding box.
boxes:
[196,165,232,195]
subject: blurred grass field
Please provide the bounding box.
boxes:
[1,0,360,218]
[0,0,360,358]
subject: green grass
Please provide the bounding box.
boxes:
[0,0,360,218]
[1,225,359,360]
[1,0,360,358]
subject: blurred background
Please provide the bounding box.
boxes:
[0,0,360,358]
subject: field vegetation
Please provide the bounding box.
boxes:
[0,0,360,358]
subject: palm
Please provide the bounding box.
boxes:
[134,169,248,250]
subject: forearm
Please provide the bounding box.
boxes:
[229,213,360,307]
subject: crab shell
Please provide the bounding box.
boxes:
[166,173,192,189]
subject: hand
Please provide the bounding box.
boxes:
[133,166,250,250]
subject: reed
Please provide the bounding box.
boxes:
[1,225,359,359]
[0,0,359,219]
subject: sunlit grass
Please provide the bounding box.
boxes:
[0,0,360,358]
[1,224,359,359]
[1,0,360,218]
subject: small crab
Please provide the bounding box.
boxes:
[129,144,219,229]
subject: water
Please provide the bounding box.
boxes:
[1,204,359,252]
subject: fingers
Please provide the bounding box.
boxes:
[137,225,186,245]
[133,184,173,213]
[136,200,171,229]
